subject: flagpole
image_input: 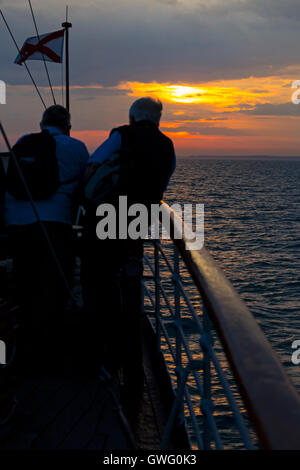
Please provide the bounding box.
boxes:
[62,7,72,115]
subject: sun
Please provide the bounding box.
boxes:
[118,77,291,111]
[167,85,206,103]
[120,82,208,105]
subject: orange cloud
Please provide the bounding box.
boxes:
[118,74,295,112]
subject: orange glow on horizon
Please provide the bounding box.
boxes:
[35,67,300,155]
[117,75,293,112]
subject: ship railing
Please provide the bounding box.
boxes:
[142,201,300,450]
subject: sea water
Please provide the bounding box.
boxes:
[160,157,300,448]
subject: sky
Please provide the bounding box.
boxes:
[1,0,300,156]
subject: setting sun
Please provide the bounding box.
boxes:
[166,85,206,103]
[116,74,294,115]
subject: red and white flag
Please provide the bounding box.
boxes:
[15,29,65,65]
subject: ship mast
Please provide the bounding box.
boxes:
[62,6,72,114]
[1,3,73,112]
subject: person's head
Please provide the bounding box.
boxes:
[40,105,71,134]
[129,97,162,127]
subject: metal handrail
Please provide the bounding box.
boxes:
[144,242,252,449]
[144,246,250,448]
[143,201,300,450]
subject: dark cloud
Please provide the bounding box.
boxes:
[154,0,180,5]
[243,102,300,116]
[248,89,270,94]
[160,125,252,136]
[76,96,95,101]
[1,0,300,88]
[222,0,300,20]
[71,87,130,97]
[163,112,229,122]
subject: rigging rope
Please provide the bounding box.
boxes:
[0,9,47,109]
[28,0,56,105]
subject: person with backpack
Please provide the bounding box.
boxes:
[81,98,176,418]
[5,105,89,374]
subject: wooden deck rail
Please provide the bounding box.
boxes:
[161,201,300,450]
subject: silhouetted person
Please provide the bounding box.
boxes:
[5,105,89,375]
[82,98,176,414]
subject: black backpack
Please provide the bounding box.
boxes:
[7,130,59,200]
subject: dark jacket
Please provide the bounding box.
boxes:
[111,120,175,206]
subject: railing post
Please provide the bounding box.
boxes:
[173,246,185,428]
[173,246,181,368]
[160,366,190,450]
[154,241,161,353]
[201,304,213,449]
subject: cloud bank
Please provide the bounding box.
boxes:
[1,0,300,87]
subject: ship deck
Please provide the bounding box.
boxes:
[0,242,190,452]
[0,375,133,451]
[0,298,184,451]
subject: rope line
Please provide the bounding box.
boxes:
[28,0,56,105]
[0,9,46,109]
